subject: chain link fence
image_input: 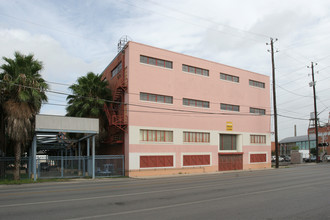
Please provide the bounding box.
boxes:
[0,155,125,180]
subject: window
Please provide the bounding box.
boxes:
[220,73,239,83]
[249,79,265,88]
[140,55,173,69]
[220,134,237,150]
[250,135,266,144]
[183,132,210,143]
[111,62,122,78]
[140,92,173,104]
[140,129,173,142]
[183,98,209,108]
[220,103,240,112]
[182,64,209,76]
[250,107,266,115]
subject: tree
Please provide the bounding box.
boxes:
[310,148,316,156]
[66,72,111,141]
[0,52,48,180]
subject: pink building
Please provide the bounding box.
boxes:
[101,41,271,177]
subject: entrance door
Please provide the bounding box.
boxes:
[218,154,243,171]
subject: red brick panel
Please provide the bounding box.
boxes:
[140,156,173,168]
[250,154,266,163]
[183,155,210,166]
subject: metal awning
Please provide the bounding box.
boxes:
[31,114,99,180]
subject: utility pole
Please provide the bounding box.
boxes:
[309,62,319,163]
[267,38,279,168]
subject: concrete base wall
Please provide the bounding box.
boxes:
[127,166,218,177]
[244,162,271,170]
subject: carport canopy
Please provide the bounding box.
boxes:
[31,114,99,180]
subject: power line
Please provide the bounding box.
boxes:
[144,0,269,39]
[123,1,268,43]
[276,84,313,98]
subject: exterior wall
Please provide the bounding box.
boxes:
[126,42,270,133]
[308,125,330,154]
[110,41,270,176]
[280,140,316,156]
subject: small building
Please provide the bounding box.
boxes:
[279,135,316,156]
[101,41,271,177]
[308,120,330,154]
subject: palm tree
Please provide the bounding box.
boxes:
[0,52,48,180]
[66,72,111,142]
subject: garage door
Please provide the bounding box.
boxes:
[218,154,243,171]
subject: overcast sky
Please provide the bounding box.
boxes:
[1,0,330,140]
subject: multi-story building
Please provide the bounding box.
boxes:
[308,115,330,155]
[101,41,271,177]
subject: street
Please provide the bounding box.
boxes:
[0,163,330,220]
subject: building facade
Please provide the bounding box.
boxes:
[308,121,330,154]
[278,135,316,156]
[101,41,271,177]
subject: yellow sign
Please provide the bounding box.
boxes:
[226,122,233,131]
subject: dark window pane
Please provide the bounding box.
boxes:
[189,99,196,106]
[157,59,164,67]
[149,58,156,65]
[140,55,148,64]
[157,95,164,103]
[165,61,172,69]
[165,96,173,104]
[149,94,156,102]
[220,134,237,150]
[140,93,148,101]
[189,67,195,73]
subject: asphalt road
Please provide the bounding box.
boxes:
[0,163,330,220]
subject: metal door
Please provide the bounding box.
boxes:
[218,154,243,171]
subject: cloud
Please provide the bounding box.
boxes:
[0,0,329,140]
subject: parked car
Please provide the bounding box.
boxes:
[284,156,291,162]
[305,155,316,162]
[324,155,330,162]
[271,156,284,162]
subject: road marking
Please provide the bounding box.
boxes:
[0,165,326,196]
[0,182,230,208]
[0,173,329,209]
[66,180,330,220]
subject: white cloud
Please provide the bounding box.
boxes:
[0,0,329,140]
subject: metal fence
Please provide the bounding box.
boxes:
[0,157,30,180]
[0,155,125,180]
[95,155,125,177]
